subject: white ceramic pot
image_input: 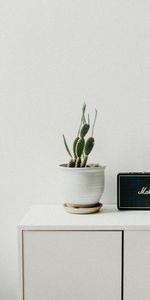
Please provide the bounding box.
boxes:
[59,164,106,205]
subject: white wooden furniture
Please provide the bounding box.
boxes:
[18,205,150,300]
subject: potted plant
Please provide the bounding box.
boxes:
[59,103,105,213]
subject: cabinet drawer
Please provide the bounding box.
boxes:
[22,231,122,300]
[124,231,150,300]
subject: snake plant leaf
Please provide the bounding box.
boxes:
[68,159,76,167]
[73,137,80,158]
[75,157,81,167]
[80,123,90,138]
[62,134,73,158]
[77,103,87,136]
[76,138,85,157]
[81,155,88,167]
[91,109,98,136]
[84,137,95,156]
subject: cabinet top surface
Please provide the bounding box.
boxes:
[18,205,150,230]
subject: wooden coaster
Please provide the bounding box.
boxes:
[64,202,103,214]
[66,202,98,208]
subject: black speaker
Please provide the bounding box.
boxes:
[117,173,150,210]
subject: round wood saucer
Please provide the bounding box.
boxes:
[64,202,103,214]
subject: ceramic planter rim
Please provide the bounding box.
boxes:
[59,163,106,172]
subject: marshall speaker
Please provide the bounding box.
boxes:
[117,173,150,210]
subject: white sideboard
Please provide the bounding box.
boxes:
[18,205,150,300]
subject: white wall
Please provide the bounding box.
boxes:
[0,0,150,299]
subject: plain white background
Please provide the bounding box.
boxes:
[0,0,150,299]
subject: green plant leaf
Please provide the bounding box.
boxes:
[91,109,98,136]
[73,137,80,158]
[62,134,73,158]
[77,103,87,136]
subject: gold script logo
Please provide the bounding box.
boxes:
[138,187,150,195]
